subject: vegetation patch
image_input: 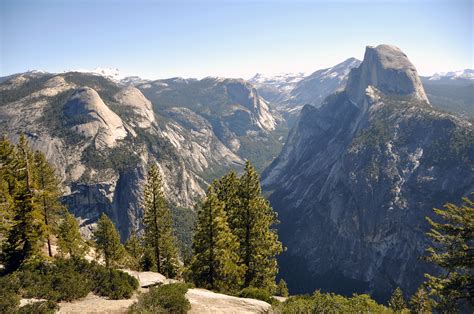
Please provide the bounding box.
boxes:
[93,268,139,300]
[2,258,138,303]
[273,291,389,313]
[239,287,275,304]
[128,283,191,314]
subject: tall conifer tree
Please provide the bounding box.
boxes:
[32,151,65,257]
[142,164,180,278]
[229,161,282,290]
[190,189,244,292]
[0,138,16,243]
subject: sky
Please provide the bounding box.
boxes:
[1,0,472,79]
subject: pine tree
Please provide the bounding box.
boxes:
[213,171,240,224]
[32,151,65,257]
[2,135,46,272]
[389,287,407,312]
[276,278,289,297]
[159,207,181,278]
[409,286,432,314]
[124,231,143,271]
[0,138,16,243]
[424,196,473,310]
[229,161,282,291]
[93,213,125,268]
[57,211,86,258]
[142,164,181,278]
[189,190,245,292]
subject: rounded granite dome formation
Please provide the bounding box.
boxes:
[346,44,429,104]
[115,86,156,128]
[64,87,127,149]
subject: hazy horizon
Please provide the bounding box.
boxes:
[1,0,472,79]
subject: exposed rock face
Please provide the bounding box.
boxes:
[223,78,276,132]
[262,45,474,301]
[64,87,127,149]
[114,86,155,128]
[346,45,429,104]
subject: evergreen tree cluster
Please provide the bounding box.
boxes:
[189,161,283,293]
[0,135,71,271]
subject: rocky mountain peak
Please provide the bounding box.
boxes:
[346,44,429,104]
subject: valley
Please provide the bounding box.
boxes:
[1,45,472,311]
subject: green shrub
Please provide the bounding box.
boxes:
[93,268,139,300]
[273,291,391,313]
[0,276,21,313]
[273,295,315,313]
[276,279,289,297]
[239,287,274,304]
[14,258,92,301]
[129,283,190,314]
[18,300,59,314]
[8,258,138,302]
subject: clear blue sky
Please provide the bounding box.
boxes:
[1,0,472,79]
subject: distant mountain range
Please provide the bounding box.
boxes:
[420,72,474,119]
[250,58,362,127]
[426,69,474,81]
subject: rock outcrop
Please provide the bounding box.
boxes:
[346,45,429,104]
[262,44,473,301]
[186,288,272,314]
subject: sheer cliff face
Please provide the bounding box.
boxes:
[0,72,278,239]
[262,45,473,301]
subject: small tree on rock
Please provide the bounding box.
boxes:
[409,286,432,314]
[57,211,86,258]
[389,287,407,312]
[124,231,143,271]
[93,213,125,268]
[276,278,289,297]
